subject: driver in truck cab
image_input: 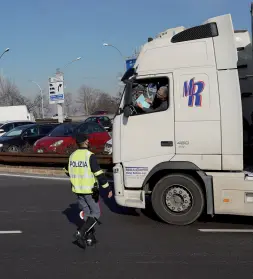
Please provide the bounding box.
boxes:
[137,86,168,113]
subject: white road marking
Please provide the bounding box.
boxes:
[0,209,61,213]
[198,229,253,233]
[0,173,114,182]
[0,230,22,234]
[0,173,69,181]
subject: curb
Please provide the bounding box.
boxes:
[0,165,65,176]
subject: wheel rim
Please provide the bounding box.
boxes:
[163,185,193,214]
[8,146,19,152]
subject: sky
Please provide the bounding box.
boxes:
[0,0,252,100]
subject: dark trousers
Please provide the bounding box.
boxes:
[77,194,100,221]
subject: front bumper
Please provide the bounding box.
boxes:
[34,146,59,153]
[113,163,145,209]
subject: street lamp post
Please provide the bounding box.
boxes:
[103,43,126,95]
[55,57,81,123]
[103,43,124,58]
[0,48,10,60]
[57,56,82,73]
[29,80,44,119]
[103,43,126,72]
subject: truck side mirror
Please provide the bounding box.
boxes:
[123,106,132,118]
[124,81,133,106]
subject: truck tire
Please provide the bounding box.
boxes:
[151,173,205,225]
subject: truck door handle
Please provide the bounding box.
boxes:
[161,141,173,147]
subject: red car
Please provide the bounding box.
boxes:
[91,110,108,115]
[33,122,111,154]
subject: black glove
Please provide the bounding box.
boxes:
[92,183,99,203]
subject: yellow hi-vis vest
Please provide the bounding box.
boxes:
[68,149,96,194]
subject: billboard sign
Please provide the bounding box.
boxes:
[48,73,64,104]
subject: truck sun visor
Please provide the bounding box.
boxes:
[171,22,219,43]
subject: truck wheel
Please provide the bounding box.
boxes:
[151,174,205,225]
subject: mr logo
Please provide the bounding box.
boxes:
[183,78,205,107]
[70,160,88,167]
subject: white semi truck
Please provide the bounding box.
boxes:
[112,7,253,225]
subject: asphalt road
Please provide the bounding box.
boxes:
[0,175,253,279]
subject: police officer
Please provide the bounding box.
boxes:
[64,133,113,247]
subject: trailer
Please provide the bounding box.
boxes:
[0,105,34,122]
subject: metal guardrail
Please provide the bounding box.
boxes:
[0,152,112,165]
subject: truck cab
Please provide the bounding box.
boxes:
[112,13,253,225]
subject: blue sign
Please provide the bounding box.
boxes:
[48,77,64,104]
[125,58,137,70]
[50,94,64,101]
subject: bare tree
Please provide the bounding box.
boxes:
[0,75,52,119]
[0,76,26,106]
[76,84,122,115]
[115,91,123,104]
[77,85,100,115]
[29,93,52,119]
[63,92,73,116]
[95,92,119,113]
[0,75,122,119]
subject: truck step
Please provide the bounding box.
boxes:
[245,175,253,181]
[244,167,253,180]
[244,170,253,176]
[125,199,145,208]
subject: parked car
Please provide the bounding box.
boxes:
[84,116,112,131]
[0,120,35,137]
[91,110,108,115]
[33,122,111,154]
[0,123,59,152]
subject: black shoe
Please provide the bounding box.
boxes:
[85,232,98,246]
[72,231,87,250]
[73,230,81,240]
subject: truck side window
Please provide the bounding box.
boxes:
[128,77,169,116]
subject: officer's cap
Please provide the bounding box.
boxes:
[75,133,89,144]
